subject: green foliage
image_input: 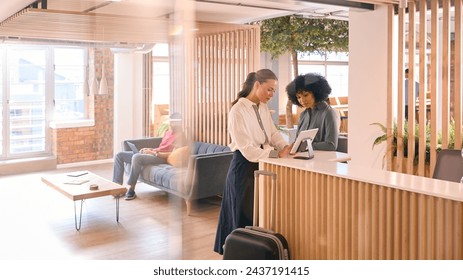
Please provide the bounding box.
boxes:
[371,119,462,165]
[257,16,349,59]
[156,123,169,137]
[255,15,349,128]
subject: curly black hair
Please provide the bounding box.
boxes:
[286,73,332,107]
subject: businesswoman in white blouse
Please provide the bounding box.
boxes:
[214,69,292,255]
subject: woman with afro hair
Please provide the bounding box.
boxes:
[286,73,339,152]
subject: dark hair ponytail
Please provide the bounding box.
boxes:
[231,69,277,106]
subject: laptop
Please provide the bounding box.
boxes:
[126,141,139,153]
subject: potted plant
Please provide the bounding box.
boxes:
[371,119,461,174]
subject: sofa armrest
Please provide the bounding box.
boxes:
[122,137,163,152]
[185,151,233,200]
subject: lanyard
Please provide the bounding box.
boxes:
[252,105,269,145]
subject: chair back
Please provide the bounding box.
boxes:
[432,149,463,183]
[336,136,348,153]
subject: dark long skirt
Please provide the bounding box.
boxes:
[213,150,258,255]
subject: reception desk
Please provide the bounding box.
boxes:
[257,151,463,260]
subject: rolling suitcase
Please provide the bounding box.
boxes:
[222,170,290,260]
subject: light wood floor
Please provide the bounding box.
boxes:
[0,163,223,260]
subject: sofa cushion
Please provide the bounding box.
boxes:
[167,146,191,167]
[142,164,187,194]
[192,142,231,155]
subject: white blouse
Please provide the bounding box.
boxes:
[228,98,288,162]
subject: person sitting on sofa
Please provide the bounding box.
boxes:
[112,113,186,200]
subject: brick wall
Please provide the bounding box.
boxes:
[52,48,114,164]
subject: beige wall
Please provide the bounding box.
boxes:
[349,6,389,169]
[113,53,144,154]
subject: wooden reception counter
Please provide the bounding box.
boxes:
[257,151,463,260]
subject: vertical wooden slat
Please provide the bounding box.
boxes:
[401,189,409,259]
[321,174,328,259]
[222,33,228,144]
[396,5,406,173]
[220,33,225,144]
[393,188,402,259]
[445,200,454,259]
[386,4,394,171]
[385,187,394,259]
[407,1,416,175]
[358,182,365,259]
[417,0,427,176]
[455,0,463,150]
[334,177,340,258]
[409,192,418,258]
[327,176,333,259]
[426,196,436,259]
[455,201,463,258]
[429,0,439,174]
[371,185,379,259]
[441,0,451,149]
[198,34,204,141]
[435,197,444,258]
[351,181,359,259]
[207,34,212,142]
[417,194,426,259]
[346,179,353,259]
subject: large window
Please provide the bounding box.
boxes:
[54,48,87,120]
[152,43,170,104]
[7,47,47,155]
[297,52,349,97]
[151,43,170,134]
[0,45,87,160]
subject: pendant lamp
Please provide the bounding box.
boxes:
[98,63,108,95]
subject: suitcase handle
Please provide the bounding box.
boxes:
[253,170,277,230]
[245,226,276,235]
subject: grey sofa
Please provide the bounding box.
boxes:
[122,137,233,215]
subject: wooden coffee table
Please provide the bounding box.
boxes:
[41,171,127,230]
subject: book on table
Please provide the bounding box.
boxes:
[64,179,90,185]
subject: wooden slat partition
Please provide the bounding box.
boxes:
[387,0,463,177]
[260,162,463,260]
[177,24,260,145]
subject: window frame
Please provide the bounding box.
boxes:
[297,51,349,97]
[0,44,90,160]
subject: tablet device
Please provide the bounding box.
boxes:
[126,141,139,153]
[290,128,318,154]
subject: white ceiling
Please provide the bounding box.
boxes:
[0,0,376,46]
[0,0,377,23]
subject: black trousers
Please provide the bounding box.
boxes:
[213,150,258,255]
